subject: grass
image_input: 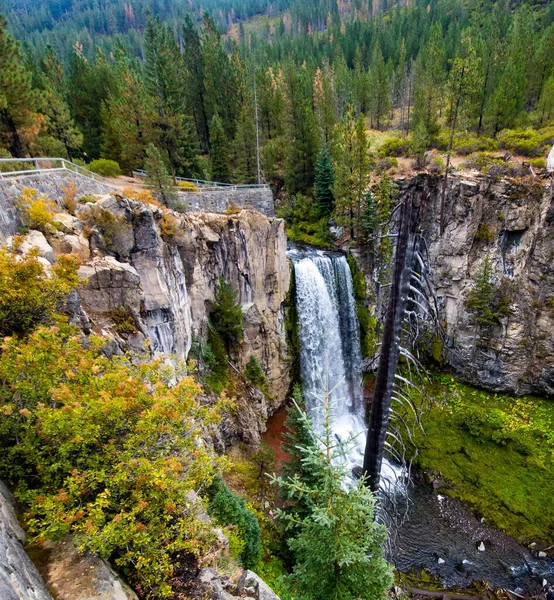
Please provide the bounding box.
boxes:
[406,375,554,544]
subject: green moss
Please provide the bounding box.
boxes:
[405,375,554,544]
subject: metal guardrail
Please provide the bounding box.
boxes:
[132,169,270,191]
[0,157,116,187]
[0,158,270,192]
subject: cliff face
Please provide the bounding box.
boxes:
[394,174,554,396]
[4,191,290,443]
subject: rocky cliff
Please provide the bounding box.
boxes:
[393,173,554,396]
[4,191,291,441]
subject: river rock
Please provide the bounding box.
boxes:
[477,542,486,552]
[539,551,548,558]
[438,558,446,565]
[0,481,53,600]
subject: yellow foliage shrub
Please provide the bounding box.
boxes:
[122,186,162,207]
[159,213,179,241]
[225,200,242,215]
[17,188,58,233]
[177,181,199,193]
[61,181,77,215]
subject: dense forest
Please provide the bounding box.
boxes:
[2,0,554,241]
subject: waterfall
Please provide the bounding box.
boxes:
[288,246,402,491]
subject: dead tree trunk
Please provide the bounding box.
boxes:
[363,196,419,492]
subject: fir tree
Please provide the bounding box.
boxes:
[233,97,257,184]
[368,43,391,130]
[209,114,230,183]
[272,398,393,600]
[314,147,335,217]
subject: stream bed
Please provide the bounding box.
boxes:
[393,483,554,591]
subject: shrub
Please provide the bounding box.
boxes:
[122,187,161,207]
[108,306,138,335]
[0,324,225,599]
[177,181,199,193]
[474,222,495,244]
[84,206,132,253]
[497,129,547,158]
[17,188,58,233]
[452,132,498,156]
[225,200,242,214]
[529,157,546,169]
[88,158,122,177]
[61,181,77,215]
[78,195,96,204]
[244,355,271,399]
[159,213,179,241]
[378,136,410,157]
[208,478,261,569]
[0,249,80,337]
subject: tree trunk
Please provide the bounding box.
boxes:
[363,196,418,492]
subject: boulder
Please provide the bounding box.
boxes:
[237,570,281,600]
[42,537,137,600]
[0,481,53,600]
[17,231,56,264]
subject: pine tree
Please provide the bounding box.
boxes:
[105,52,155,172]
[333,109,371,239]
[182,15,209,152]
[315,147,335,217]
[144,143,176,206]
[272,399,393,600]
[368,43,391,130]
[233,97,257,184]
[0,15,41,157]
[411,23,446,148]
[209,114,230,183]
[144,18,196,180]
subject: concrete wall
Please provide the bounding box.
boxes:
[182,187,275,217]
[0,172,275,244]
[0,172,114,244]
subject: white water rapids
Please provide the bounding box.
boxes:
[288,246,403,492]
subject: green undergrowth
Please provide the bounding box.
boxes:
[407,375,554,544]
[346,254,377,358]
[220,445,292,599]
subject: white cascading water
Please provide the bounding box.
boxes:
[288,246,403,492]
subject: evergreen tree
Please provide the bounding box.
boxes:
[314,147,335,217]
[0,15,41,157]
[272,399,393,600]
[368,43,391,130]
[144,18,196,180]
[105,52,155,172]
[233,96,257,184]
[182,15,209,152]
[411,23,446,148]
[209,114,230,183]
[144,143,176,206]
[210,277,244,351]
[333,110,371,239]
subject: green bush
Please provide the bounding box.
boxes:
[529,157,546,169]
[497,129,548,157]
[452,132,498,155]
[89,158,122,177]
[84,206,132,254]
[208,478,261,569]
[474,222,495,244]
[378,136,411,157]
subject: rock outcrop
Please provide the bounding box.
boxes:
[198,568,280,600]
[40,537,138,600]
[0,481,53,600]
[8,192,291,440]
[393,173,554,396]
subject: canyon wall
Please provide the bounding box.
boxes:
[394,173,554,396]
